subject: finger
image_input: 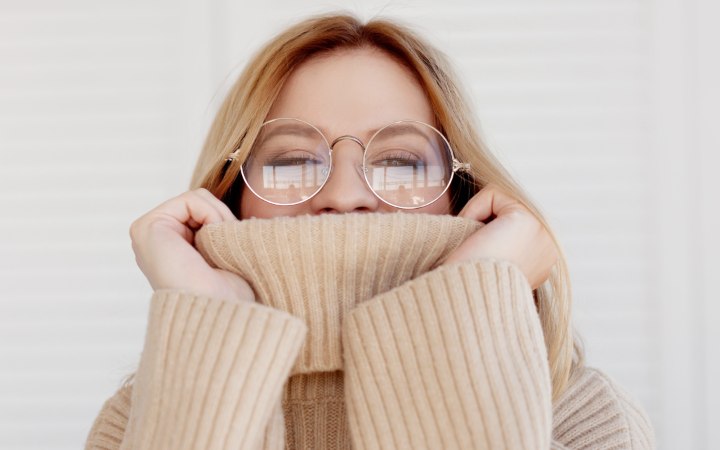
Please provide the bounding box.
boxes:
[458,184,522,222]
[457,185,494,221]
[154,190,226,228]
[186,190,226,228]
[193,188,237,221]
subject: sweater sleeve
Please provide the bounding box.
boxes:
[551,367,656,449]
[85,289,307,450]
[342,259,656,450]
[342,259,553,450]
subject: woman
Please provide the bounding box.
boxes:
[85,13,655,450]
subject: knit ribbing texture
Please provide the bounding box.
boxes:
[85,213,656,450]
[119,291,306,450]
[194,212,481,375]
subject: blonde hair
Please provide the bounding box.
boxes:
[187,12,585,401]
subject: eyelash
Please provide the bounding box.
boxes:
[368,150,422,166]
[262,147,325,166]
[267,156,324,166]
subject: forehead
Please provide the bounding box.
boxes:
[266,47,435,139]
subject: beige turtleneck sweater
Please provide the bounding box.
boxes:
[85,213,655,450]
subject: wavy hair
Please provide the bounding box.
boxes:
[184,12,585,401]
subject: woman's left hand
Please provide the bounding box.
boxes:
[442,183,558,290]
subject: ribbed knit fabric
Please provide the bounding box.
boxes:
[117,291,306,450]
[194,212,481,375]
[342,261,552,449]
[85,213,656,450]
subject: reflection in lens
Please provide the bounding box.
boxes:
[241,119,331,205]
[364,121,453,208]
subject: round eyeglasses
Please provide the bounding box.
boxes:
[226,118,470,209]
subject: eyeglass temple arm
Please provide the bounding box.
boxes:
[226,149,241,162]
[452,158,471,172]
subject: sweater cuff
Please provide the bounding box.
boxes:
[343,259,552,450]
[122,290,307,450]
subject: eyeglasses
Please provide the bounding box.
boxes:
[226,118,470,209]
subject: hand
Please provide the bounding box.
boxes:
[443,184,558,290]
[129,188,255,303]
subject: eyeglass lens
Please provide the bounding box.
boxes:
[241,118,454,208]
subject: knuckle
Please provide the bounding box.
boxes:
[129,219,141,239]
[506,208,528,220]
[144,218,169,234]
[129,214,161,240]
[193,189,211,203]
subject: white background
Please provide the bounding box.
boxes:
[0,1,717,449]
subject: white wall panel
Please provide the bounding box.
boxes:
[0,1,196,448]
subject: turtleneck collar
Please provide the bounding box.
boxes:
[195,212,481,375]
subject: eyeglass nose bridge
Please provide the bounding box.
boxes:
[327,135,369,179]
[330,134,366,151]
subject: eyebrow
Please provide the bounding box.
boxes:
[371,123,432,141]
[260,122,322,141]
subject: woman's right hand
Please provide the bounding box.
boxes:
[129,188,255,304]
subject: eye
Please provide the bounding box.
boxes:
[374,158,417,167]
[368,150,423,167]
[268,154,324,166]
[257,145,327,166]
